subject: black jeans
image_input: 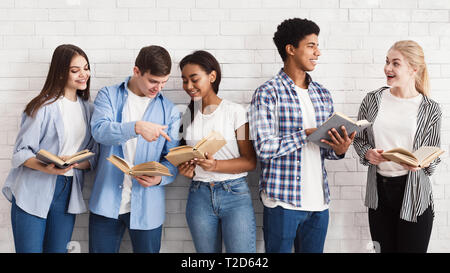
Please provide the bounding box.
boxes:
[368,173,433,253]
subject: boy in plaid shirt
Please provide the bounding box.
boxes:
[248,18,355,253]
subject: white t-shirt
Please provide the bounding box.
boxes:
[373,89,422,177]
[119,88,152,214]
[57,96,86,177]
[184,99,248,182]
[261,85,328,212]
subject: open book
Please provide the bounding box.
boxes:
[306,112,371,149]
[381,146,444,168]
[107,155,172,176]
[164,131,227,166]
[36,149,95,169]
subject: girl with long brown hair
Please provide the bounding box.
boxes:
[2,44,97,253]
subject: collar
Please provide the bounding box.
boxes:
[277,68,313,90]
[119,76,163,100]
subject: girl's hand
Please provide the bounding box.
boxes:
[365,149,389,165]
[195,152,217,172]
[178,162,196,178]
[42,163,77,175]
[399,162,430,172]
[134,175,162,187]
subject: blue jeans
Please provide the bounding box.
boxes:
[89,212,162,253]
[186,177,256,253]
[11,175,75,253]
[263,206,329,253]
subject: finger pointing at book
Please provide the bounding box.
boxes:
[135,121,171,142]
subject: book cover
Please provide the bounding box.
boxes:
[306,112,371,149]
[107,155,172,177]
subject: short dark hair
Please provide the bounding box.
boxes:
[273,18,320,62]
[135,45,172,76]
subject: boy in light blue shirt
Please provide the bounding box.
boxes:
[89,45,181,253]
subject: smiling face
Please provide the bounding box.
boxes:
[132,67,170,98]
[384,49,417,88]
[287,33,321,72]
[181,63,217,101]
[65,54,90,92]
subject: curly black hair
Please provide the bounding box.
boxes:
[273,18,320,62]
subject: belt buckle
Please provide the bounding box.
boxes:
[210,182,215,187]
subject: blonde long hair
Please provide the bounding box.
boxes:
[390,40,430,97]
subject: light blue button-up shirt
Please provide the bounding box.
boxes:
[2,97,97,218]
[89,76,181,230]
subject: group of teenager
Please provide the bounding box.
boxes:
[2,17,442,254]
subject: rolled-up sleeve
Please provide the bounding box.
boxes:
[353,95,374,166]
[91,87,138,146]
[248,87,307,161]
[423,105,442,176]
[11,110,45,169]
[158,106,181,186]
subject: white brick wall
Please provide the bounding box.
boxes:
[1,0,449,253]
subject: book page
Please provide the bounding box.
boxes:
[107,155,132,174]
[132,161,172,176]
[36,149,65,166]
[355,120,371,127]
[66,149,90,161]
[168,145,193,152]
[383,147,415,158]
[334,112,356,124]
[66,151,94,165]
[413,146,444,167]
[382,152,418,167]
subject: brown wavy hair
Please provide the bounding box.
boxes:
[24,44,90,117]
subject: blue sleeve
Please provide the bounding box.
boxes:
[158,106,181,186]
[11,110,45,169]
[90,87,138,146]
[248,87,307,161]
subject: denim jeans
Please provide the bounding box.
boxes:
[186,176,256,253]
[263,205,329,253]
[11,175,75,253]
[88,212,162,253]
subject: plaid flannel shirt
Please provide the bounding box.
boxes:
[248,69,344,208]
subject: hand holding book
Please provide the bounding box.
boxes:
[36,149,95,169]
[178,161,196,179]
[320,126,356,155]
[165,131,226,166]
[365,149,389,165]
[134,175,162,187]
[194,152,217,172]
[307,112,370,149]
